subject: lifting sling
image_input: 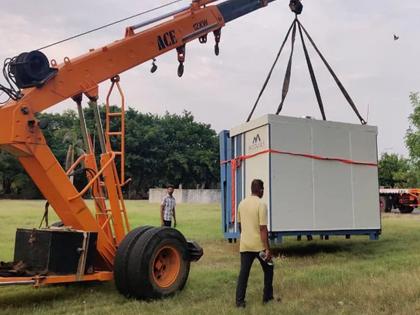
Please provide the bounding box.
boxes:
[247,14,366,125]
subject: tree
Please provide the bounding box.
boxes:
[0,110,82,198]
[406,92,420,164]
[378,153,413,188]
[403,92,420,187]
[0,150,23,195]
[39,110,82,166]
[0,107,220,199]
[0,150,41,198]
[124,110,219,198]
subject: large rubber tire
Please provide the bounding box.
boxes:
[399,205,414,214]
[114,225,153,296]
[385,197,392,212]
[379,196,386,212]
[379,196,392,213]
[126,227,190,299]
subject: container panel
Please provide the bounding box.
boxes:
[350,129,380,229]
[313,161,353,229]
[270,122,314,231]
[350,129,378,162]
[242,125,270,225]
[352,167,380,228]
[312,125,353,229]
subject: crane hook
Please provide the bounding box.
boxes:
[176,45,186,77]
[150,58,158,73]
[177,64,184,77]
[289,0,303,15]
[213,29,221,56]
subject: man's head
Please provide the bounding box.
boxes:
[167,185,174,196]
[251,179,264,198]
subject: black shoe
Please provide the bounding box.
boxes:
[236,301,246,308]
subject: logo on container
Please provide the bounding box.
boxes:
[248,133,265,152]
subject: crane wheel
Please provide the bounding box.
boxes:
[399,205,414,214]
[114,225,153,296]
[124,227,190,299]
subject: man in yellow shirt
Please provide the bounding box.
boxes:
[235,179,274,308]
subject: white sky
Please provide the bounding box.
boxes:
[1,0,419,156]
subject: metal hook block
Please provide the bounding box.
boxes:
[289,0,303,15]
[213,29,221,56]
[176,45,186,77]
[176,45,186,63]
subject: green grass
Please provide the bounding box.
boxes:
[1,201,420,315]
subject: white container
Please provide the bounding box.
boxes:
[220,114,380,242]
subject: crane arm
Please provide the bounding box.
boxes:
[218,0,275,23]
[1,0,276,116]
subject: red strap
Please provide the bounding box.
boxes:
[222,149,377,223]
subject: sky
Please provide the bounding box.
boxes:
[0,0,419,156]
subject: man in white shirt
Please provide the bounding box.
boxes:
[160,185,177,227]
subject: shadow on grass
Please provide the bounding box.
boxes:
[0,281,110,308]
[273,239,391,258]
[0,288,71,307]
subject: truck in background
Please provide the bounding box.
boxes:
[379,188,420,213]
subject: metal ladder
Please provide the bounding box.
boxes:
[104,76,130,237]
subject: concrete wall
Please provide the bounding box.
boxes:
[149,188,220,204]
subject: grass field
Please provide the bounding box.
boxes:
[1,200,420,315]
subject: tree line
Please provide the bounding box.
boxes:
[0,107,220,199]
[379,92,420,188]
[1,92,419,199]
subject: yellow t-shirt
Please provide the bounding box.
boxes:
[238,195,268,252]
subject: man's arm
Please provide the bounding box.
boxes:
[259,202,271,260]
[260,225,270,250]
[173,206,176,227]
[160,203,165,226]
[260,225,271,260]
[238,206,241,233]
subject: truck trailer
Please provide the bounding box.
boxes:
[379,188,420,213]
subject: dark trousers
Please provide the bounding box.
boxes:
[236,252,274,304]
[163,220,171,227]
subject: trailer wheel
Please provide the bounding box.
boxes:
[114,225,153,296]
[379,196,392,212]
[126,227,190,299]
[379,196,385,212]
[385,196,392,211]
[399,205,414,214]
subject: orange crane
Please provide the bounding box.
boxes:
[0,0,288,299]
